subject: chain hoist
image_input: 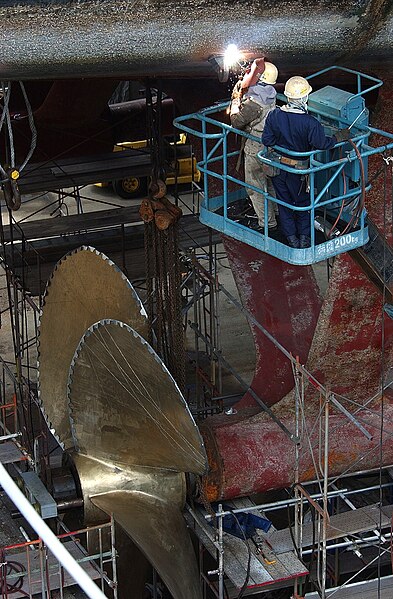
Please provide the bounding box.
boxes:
[142,81,185,391]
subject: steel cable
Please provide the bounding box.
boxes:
[4,92,15,170]
[0,82,11,180]
[18,81,37,172]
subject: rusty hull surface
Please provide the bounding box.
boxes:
[1,0,393,80]
[201,246,392,500]
[223,238,322,408]
[200,234,393,502]
[200,392,393,501]
[304,79,393,406]
[200,81,393,501]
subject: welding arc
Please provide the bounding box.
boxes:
[67,319,207,599]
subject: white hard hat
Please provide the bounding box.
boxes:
[284,76,312,100]
[260,62,278,85]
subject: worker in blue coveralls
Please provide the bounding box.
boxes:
[262,76,351,248]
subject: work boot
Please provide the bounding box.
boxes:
[287,235,300,248]
[299,235,311,248]
[248,219,263,232]
[227,204,241,219]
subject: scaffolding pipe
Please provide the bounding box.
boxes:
[321,394,330,599]
[218,503,224,599]
[302,532,393,555]
[203,480,393,520]
[0,462,107,599]
[0,432,20,442]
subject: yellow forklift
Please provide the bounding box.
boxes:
[96,133,201,199]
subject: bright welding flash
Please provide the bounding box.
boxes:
[224,44,242,70]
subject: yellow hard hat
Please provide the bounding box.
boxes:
[260,62,278,85]
[284,76,312,100]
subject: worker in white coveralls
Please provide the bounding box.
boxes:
[230,58,279,232]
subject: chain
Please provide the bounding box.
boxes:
[143,80,185,391]
[144,218,186,391]
[144,220,154,346]
[167,224,186,391]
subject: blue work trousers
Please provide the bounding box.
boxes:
[272,172,311,238]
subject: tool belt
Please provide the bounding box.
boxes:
[262,150,309,177]
[278,155,309,169]
[261,150,309,177]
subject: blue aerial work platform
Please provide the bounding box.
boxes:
[174,66,393,265]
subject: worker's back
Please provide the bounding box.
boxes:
[262,107,335,154]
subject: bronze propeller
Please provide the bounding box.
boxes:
[38,247,207,598]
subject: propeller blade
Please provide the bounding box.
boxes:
[68,320,207,475]
[92,490,202,599]
[38,246,148,449]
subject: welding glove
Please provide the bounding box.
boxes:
[334,128,351,142]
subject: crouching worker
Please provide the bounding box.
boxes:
[230,58,279,232]
[262,76,351,248]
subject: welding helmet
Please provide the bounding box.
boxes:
[259,62,278,85]
[284,76,312,100]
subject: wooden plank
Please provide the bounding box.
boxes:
[223,533,274,587]
[185,508,265,590]
[223,498,308,588]
[186,500,307,592]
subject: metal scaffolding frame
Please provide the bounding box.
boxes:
[0,246,118,599]
[182,245,392,598]
[0,519,117,599]
[0,138,391,597]
[0,217,391,598]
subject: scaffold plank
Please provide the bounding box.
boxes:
[269,503,393,554]
[2,540,102,598]
[20,471,57,519]
[17,149,152,194]
[186,499,308,592]
[305,574,393,598]
[2,206,140,243]
[5,214,221,296]
[0,442,25,465]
